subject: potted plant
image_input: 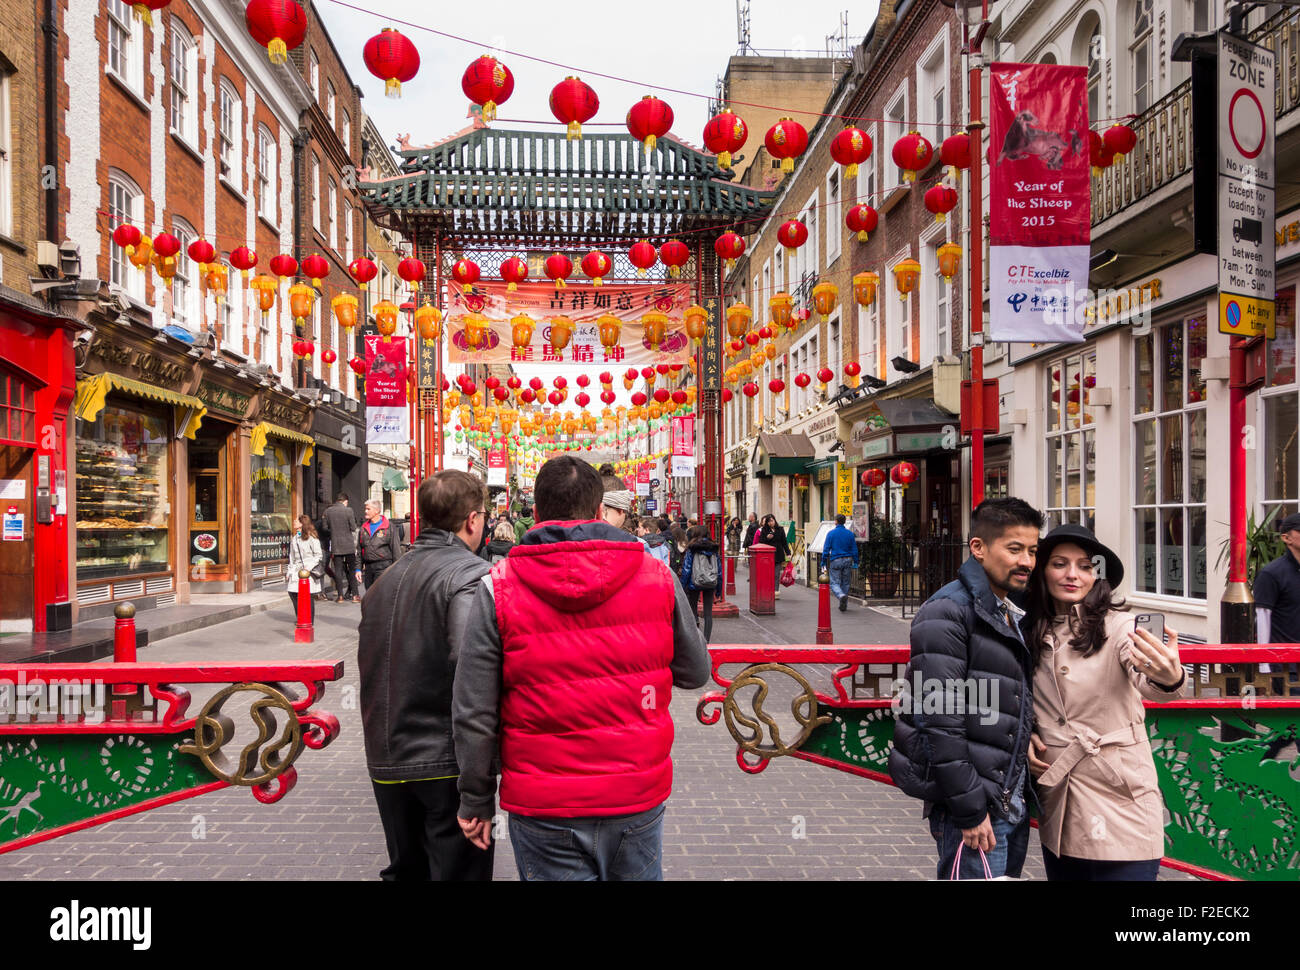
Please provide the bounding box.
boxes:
[1214,507,1287,585]
[862,516,905,598]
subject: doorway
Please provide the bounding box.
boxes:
[188,431,229,583]
[0,445,33,630]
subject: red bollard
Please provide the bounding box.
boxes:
[113,601,137,663]
[295,569,314,644]
[816,567,834,644]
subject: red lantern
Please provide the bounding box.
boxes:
[714,231,745,270]
[553,376,567,390]
[629,240,658,276]
[891,131,934,183]
[494,387,510,403]
[550,76,599,140]
[940,132,972,178]
[452,258,480,292]
[768,379,785,394]
[461,55,514,123]
[830,126,872,177]
[600,389,616,405]
[671,390,687,405]
[149,232,179,260]
[187,238,215,269]
[640,366,655,381]
[576,374,590,388]
[845,204,878,242]
[1089,130,1115,175]
[653,388,670,404]
[244,0,306,65]
[229,244,257,281]
[626,95,673,152]
[659,240,689,278]
[575,391,591,408]
[321,348,337,366]
[269,253,297,280]
[794,372,811,389]
[924,183,958,223]
[520,388,536,404]
[363,29,419,98]
[861,468,886,488]
[845,361,861,379]
[581,250,611,286]
[500,256,529,292]
[742,382,759,398]
[702,109,748,170]
[817,367,834,385]
[112,224,142,255]
[777,219,808,255]
[548,391,563,406]
[625,368,639,382]
[348,356,366,377]
[348,257,378,290]
[300,253,329,288]
[721,387,734,403]
[508,376,522,390]
[544,252,572,289]
[397,257,426,292]
[744,332,760,346]
[1103,123,1137,159]
[631,392,647,407]
[891,461,919,486]
[765,117,809,173]
[529,376,544,391]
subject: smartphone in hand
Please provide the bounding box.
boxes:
[1133,612,1165,641]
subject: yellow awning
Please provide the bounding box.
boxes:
[250,421,314,466]
[74,373,206,440]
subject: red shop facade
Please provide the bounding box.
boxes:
[0,292,77,633]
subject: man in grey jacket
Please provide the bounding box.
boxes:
[358,470,493,880]
[322,493,360,602]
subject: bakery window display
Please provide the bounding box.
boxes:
[75,406,172,582]
[251,445,294,564]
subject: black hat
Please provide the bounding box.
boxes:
[1278,513,1300,535]
[1034,523,1124,590]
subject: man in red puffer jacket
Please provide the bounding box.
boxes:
[452,455,709,881]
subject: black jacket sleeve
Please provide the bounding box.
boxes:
[452,578,503,820]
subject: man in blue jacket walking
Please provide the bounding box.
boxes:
[824,514,859,612]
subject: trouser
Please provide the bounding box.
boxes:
[508,804,665,881]
[362,561,391,591]
[370,778,495,881]
[287,590,315,623]
[687,587,715,642]
[331,553,358,598]
[828,557,855,601]
[929,806,1030,879]
[1042,848,1160,881]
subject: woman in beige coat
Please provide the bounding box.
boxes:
[1024,524,1187,881]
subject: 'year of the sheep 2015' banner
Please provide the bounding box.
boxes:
[364,335,409,444]
[988,62,1091,343]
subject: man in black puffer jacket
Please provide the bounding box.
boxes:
[888,497,1043,879]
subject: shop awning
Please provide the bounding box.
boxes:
[382,467,408,491]
[752,432,815,477]
[74,373,206,439]
[250,421,314,466]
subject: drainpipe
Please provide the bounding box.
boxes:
[42,0,59,244]
[292,123,310,391]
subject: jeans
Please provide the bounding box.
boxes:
[331,553,358,599]
[929,806,1030,879]
[1042,849,1161,881]
[508,804,666,881]
[371,779,494,881]
[828,557,855,601]
[687,587,714,642]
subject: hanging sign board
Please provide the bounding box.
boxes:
[987,63,1091,344]
[364,335,410,444]
[487,447,508,487]
[1217,31,1276,337]
[837,466,854,516]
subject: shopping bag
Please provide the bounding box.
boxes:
[779,560,797,587]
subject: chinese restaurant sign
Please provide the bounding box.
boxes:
[988,63,1091,343]
[364,335,409,444]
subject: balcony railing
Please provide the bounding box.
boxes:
[1091,10,1300,227]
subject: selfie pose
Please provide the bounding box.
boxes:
[1024,524,1187,882]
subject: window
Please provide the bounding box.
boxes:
[858,299,879,382]
[1046,349,1098,533]
[257,126,277,222]
[773,245,784,295]
[169,21,197,145]
[885,248,909,368]
[170,218,196,328]
[792,331,818,413]
[311,156,321,232]
[0,370,37,447]
[326,82,336,129]
[327,179,338,250]
[761,259,770,307]
[108,171,144,298]
[341,109,351,151]
[1087,24,1103,122]
[218,81,241,185]
[309,49,320,99]
[0,70,11,237]
[918,31,948,147]
[311,297,321,381]
[1193,0,1212,34]
[884,83,908,190]
[1261,285,1298,524]
[827,313,841,390]
[1131,0,1154,113]
[343,203,353,263]
[1133,316,1208,599]
[857,122,878,213]
[825,168,842,265]
[106,0,142,93]
[920,232,951,363]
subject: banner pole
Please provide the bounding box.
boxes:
[967,4,987,511]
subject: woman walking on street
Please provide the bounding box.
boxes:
[680,525,721,642]
[287,514,323,622]
[480,520,516,564]
[668,524,689,583]
[725,516,742,557]
[755,514,791,600]
[1023,524,1188,881]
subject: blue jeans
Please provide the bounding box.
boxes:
[828,558,855,600]
[508,805,665,881]
[929,806,1030,879]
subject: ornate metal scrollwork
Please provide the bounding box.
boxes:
[179,683,304,787]
[721,663,832,763]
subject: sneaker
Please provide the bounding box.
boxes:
[351,595,361,603]
[839,596,848,612]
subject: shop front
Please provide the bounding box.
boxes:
[251,391,313,588]
[309,401,367,524]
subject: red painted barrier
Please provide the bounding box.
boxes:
[295,569,313,644]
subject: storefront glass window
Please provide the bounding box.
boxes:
[1268,286,1296,388]
[1132,315,1207,599]
[251,443,294,563]
[75,405,171,580]
[1262,286,1298,526]
[1045,348,1097,529]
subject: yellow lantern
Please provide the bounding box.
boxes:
[463,311,489,350]
[550,315,573,354]
[853,271,879,308]
[415,303,442,345]
[683,305,708,346]
[811,280,839,319]
[250,274,278,321]
[641,310,669,350]
[725,367,738,384]
[649,404,662,420]
[725,302,752,338]
[511,312,535,350]
[332,293,359,335]
[892,258,921,300]
[685,387,697,406]
[764,342,778,360]
[597,313,621,352]
[128,235,154,273]
[936,242,963,283]
[373,299,399,341]
[152,251,177,285]
[288,282,314,324]
[205,263,229,306]
[445,390,462,409]
[769,292,794,330]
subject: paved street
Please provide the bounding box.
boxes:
[0,573,1192,880]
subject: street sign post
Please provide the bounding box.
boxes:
[1217,31,1276,338]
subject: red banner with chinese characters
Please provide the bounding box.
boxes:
[988,62,1090,344]
[487,446,508,486]
[671,415,695,456]
[364,335,409,444]
[443,280,694,365]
